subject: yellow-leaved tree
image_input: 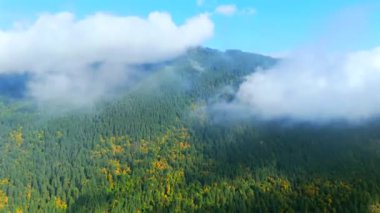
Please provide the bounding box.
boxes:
[55,197,67,210]
[0,190,8,210]
[9,127,24,146]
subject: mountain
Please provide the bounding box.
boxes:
[0,47,379,212]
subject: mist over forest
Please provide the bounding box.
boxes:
[0,1,380,213]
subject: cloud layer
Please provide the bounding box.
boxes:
[236,47,380,122]
[0,12,214,108]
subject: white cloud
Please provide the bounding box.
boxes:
[236,47,380,122]
[0,12,214,108]
[215,5,237,16]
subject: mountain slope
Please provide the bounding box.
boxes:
[0,48,379,212]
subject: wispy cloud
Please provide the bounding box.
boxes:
[214,4,256,16]
[215,4,237,16]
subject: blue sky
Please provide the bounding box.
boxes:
[0,0,379,54]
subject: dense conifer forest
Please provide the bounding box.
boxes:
[0,48,379,212]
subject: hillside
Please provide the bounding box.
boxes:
[0,47,379,212]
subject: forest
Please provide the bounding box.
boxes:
[0,47,379,212]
